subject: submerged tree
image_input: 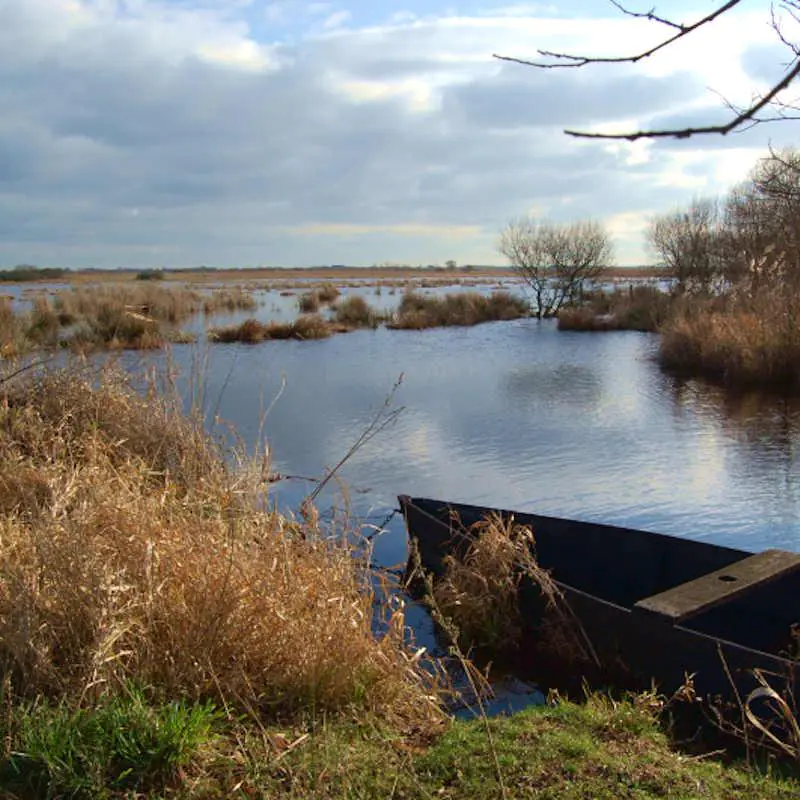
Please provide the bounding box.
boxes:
[495,1,800,140]
[498,218,613,318]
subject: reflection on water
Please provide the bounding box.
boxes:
[112,311,800,564]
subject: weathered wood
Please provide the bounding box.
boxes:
[634,549,800,624]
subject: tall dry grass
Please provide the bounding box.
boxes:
[429,514,594,666]
[389,291,529,330]
[334,295,382,328]
[558,285,673,333]
[659,290,800,386]
[0,364,441,729]
[209,314,332,343]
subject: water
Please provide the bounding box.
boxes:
[147,314,800,556]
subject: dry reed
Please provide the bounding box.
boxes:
[659,290,800,386]
[209,314,332,343]
[0,364,442,729]
[389,291,529,330]
[557,285,672,333]
[432,514,594,666]
[297,292,321,313]
[333,296,382,328]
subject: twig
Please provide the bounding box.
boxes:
[494,0,800,140]
[494,0,743,70]
[301,374,405,510]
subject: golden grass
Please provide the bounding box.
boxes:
[389,291,529,330]
[430,514,592,666]
[557,285,672,333]
[659,291,800,386]
[209,314,332,343]
[333,295,382,328]
[0,364,442,729]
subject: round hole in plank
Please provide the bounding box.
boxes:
[718,575,737,582]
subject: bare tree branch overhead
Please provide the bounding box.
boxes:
[494,1,800,140]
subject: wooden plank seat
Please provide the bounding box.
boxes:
[634,549,800,624]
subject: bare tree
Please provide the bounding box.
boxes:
[647,199,721,293]
[495,1,800,140]
[727,148,800,290]
[498,218,613,318]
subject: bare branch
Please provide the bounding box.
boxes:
[608,0,683,31]
[563,59,800,140]
[495,0,800,140]
[493,0,743,70]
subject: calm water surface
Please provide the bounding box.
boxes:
[135,307,800,570]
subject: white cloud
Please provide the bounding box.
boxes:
[0,1,797,267]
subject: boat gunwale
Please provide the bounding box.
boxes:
[399,494,799,666]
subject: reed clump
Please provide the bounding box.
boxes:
[0,364,441,729]
[659,291,800,386]
[209,314,332,343]
[558,285,673,333]
[297,291,321,313]
[201,286,257,315]
[316,283,341,303]
[333,295,382,328]
[55,284,200,326]
[389,291,529,329]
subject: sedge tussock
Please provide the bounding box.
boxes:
[0,364,442,731]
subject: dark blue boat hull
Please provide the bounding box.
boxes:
[400,495,799,706]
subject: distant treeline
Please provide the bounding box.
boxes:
[0,266,69,282]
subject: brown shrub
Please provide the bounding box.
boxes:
[558,285,672,333]
[0,364,442,728]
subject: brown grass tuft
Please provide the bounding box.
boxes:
[333,296,382,328]
[201,287,258,315]
[389,291,529,330]
[659,290,800,386]
[316,283,341,304]
[0,364,442,729]
[298,292,321,313]
[209,314,332,343]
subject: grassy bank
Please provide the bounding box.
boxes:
[0,284,261,354]
[3,687,795,797]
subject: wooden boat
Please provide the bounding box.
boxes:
[399,495,800,708]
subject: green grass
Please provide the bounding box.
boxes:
[192,696,800,797]
[1,688,219,798]
[7,691,793,798]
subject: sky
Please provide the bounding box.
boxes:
[2,0,800,268]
